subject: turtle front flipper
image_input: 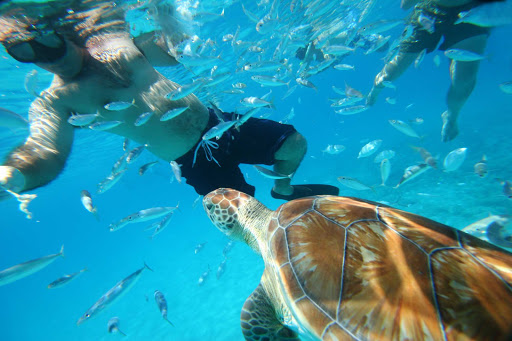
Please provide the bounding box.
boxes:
[241,283,299,341]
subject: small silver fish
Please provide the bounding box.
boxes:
[410,146,437,168]
[203,121,237,141]
[444,49,486,62]
[333,64,355,71]
[374,150,396,163]
[80,190,98,219]
[498,179,512,199]
[385,97,397,105]
[126,145,147,164]
[194,242,207,255]
[89,121,124,131]
[335,105,368,115]
[198,266,211,286]
[414,49,427,68]
[160,107,189,122]
[68,112,100,127]
[394,163,429,188]
[474,155,487,178]
[358,19,402,36]
[134,112,153,127]
[337,176,373,191]
[222,241,235,257]
[47,267,87,289]
[322,144,345,155]
[165,79,205,100]
[122,138,130,151]
[109,205,179,232]
[170,161,182,183]
[389,120,420,138]
[154,290,174,325]
[251,75,289,87]
[104,99,135,111]
[24,69,39,97]
[358,140,382,158]
[192,195,202,209]
[0,246,64,287]
[77,263,152,325]
[380,159,391,186]
[147,211,175,239]
[139,161,159,176]
[295,77,317,91]
[443,148,467,172]
[97,170,126,194]
[240,97,274,108]
[112,151,129,175]
[216,258,227,280]
[254,165,293,179]
[107,317,127,336]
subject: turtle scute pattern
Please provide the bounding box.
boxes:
[267,196,512,341]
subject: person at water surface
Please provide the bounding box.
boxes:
[0,1,338,202]
[366,0,496,142]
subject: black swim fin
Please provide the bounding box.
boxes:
[271,184,339,201]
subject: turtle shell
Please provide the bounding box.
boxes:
[266,196,512,341]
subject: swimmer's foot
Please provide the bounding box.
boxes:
[271,184,339,201]
[441,111,459,142]
[366,85,382,106]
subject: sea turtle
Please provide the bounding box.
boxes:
[203,188,512,341]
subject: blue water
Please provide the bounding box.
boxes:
[0,1,511,340]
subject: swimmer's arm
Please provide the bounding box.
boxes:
[401,0,420,10]
[3,97,74,192]
[133,31,179,67]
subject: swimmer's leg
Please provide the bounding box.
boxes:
[442,34,487,142]
[366,51,418,106]
[271,133,339,200]
[272,132,306,196]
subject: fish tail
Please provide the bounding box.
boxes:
[165,317,175,327]
[59,245,65,258]
[118,329,127,337]
[93,208,100,222]
[144,262,154,272]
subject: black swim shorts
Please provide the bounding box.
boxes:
[175,108,297,196]
[400,2,491,54]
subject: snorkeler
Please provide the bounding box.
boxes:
[0,1,338,201]
[366,0,493,142]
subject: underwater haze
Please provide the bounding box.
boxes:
[0,0,511,340]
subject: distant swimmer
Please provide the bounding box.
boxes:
[367,0,498,142]
[154,290,174,326]
[0,246,64,287]
[0,1,338,205]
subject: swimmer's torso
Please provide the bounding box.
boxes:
[45,33,209,162]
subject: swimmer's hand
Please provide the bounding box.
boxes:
[0,166,26,200]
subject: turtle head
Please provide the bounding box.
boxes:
[203,188,271,253]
